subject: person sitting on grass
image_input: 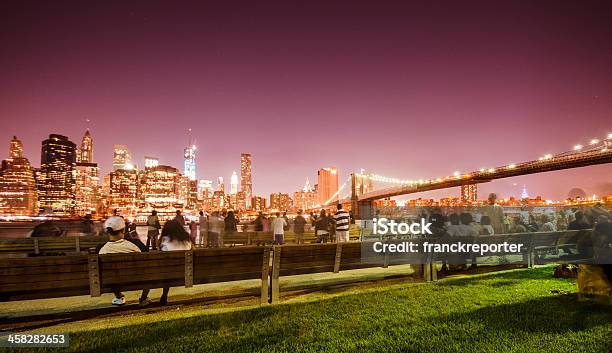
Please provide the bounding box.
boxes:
[97,216,152,307]
[158,219,193,305]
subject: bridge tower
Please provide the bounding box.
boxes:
[350,173,374,220]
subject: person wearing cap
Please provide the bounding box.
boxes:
[98,216,152,306]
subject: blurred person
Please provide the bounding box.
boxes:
[458,213,479,237]
[174,210,185,226]
[508,216,527,233]
[482,193,505,234]
[29,221,63,237]
[568,211,591,230]
[540,214,557,232]
[253,212,264,231]
[334,204,350,242]
[189,220,198,244]
[262,213,270,232]
[158,219,193,305]
[282,212,290,231]
[293,209,307,244]
[446,213,461,236]
[208,211,224,247]
[146,210,161,250]
[98,216,151,307]
[81,214,94,235]
[224,210,238,234]
[315,209,331,243]
[480,215,495,235]
[198,211,208,246]
[271,212,287,244]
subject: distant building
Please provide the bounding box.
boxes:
[39,134,77,215]
[373,198,397,207]
[108,169,139,217]
[0,136,38,216]
[142,165,180,217]
[270,192,291,211]
[460,184,477,203]
[230,171,238,195]
[183,143,196,181]
[76,129,93,163]
[75,162,100,216]
[293,178,317,211]
[240,153,252,209]
[251,196,267,211]
[317,166,338,205]
[144,156,159,170]
[521,185,529,200]
[75,130,100,216]
[212,190,225,210]
[198,179,213,209]
[217,176,224,192]
[113,145,132,171]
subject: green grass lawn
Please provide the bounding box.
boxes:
[6,266,612,353]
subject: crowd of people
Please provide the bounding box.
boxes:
[418,193,612,239]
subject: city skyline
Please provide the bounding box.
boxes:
[1,1,612,199]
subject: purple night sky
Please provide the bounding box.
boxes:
[1,1,611,200]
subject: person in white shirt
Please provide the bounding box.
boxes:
[98,216,151,306]
[271,212,287,244]
[157,219,192,305]
[208,211,225,247]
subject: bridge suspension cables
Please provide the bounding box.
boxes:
[352,132,612,201]
[313,176,351,208]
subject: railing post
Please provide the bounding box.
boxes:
[185,250,193,288]
[334,243,343,273]
[430,254,437,281]
[270,246,281,304]
[260,247,271,304]
[88,254,101,297]
[33,238,39,255]
[383,241,389,268]
[75,237,81,252]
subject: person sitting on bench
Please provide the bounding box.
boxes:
[97,216,152,307]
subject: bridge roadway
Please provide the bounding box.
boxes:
[338,145,612,203]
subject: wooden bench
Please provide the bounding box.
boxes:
[0,235,109,256]
[0,255,91,301]
[0,246,271,304]
[269,242,424,303]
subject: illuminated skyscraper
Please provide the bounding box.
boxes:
[317,166,338,205]
[217,176,224,192]
[76,129,93,163]
[39,134,76,215]
[460,184,477,203]
[230,171,238,195]
[184,131,197,181]
[113,145,132,171]
[293,178,317,211]
[198,179,212,198]
[251,196,266,211]
[74,130,100,216]
[144,156,159,169]
[521,185,529,200]
[142,165,179,218]
[0,136,38,216]
[270,193,291,211]
[108,169,139,217]
[240,153,252,208]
